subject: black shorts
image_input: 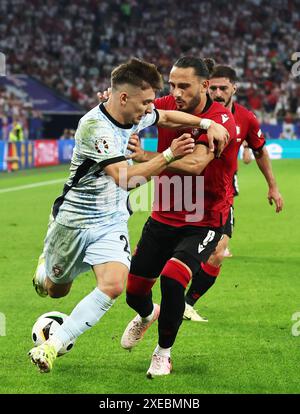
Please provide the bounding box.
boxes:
[223,206,234,238]
[130,217,223,279]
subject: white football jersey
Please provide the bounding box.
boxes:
[55,103,158,229]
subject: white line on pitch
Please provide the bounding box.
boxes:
[0,178,65,194]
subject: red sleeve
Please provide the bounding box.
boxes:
[154,95,176,110]
[154,96,168,110]
[195,110,236,149]
[246,111,265,151]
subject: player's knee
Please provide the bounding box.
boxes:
[47,282,72,298]
[48,288,69,299]
[100,282,124,299]
[110,283,124,299]
[95,263,127,299]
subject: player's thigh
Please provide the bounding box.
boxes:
[84,221,131,272]
[85,222,131,297]
[93,262,128,299]
[44,221,90,286]
[130,217,177,279]
[173,227,223,275]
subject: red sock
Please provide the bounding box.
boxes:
[201,262,221,277]
[161,259,191,288]
[126,273,156,296]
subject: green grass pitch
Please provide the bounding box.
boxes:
[0,159,299,394]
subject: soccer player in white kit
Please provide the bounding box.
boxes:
[29,58,229,373]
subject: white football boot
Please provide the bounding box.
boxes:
[147,354,172,378]
[121,304,160,350]
[183,303,208,322]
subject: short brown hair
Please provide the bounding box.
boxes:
[111,58,163,90]
[210,65,238,83]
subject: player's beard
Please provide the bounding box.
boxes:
[214,95,233,108]
[177,95,201,114]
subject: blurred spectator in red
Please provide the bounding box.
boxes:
[0,0,299,129]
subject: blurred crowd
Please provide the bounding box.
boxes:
[59,128,75,140]
[1,0,300,133]
[0,87,43,141]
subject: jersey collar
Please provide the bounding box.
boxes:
[200,94,213,115]
[99,103,133,129]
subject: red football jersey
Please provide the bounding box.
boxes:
[151,95,237,228]
[229,102,266,204]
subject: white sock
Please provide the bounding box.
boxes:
[154,344,171,358]
[141,307,154,324]
[48,287,115,353]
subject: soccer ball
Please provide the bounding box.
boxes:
[31,311,75,356]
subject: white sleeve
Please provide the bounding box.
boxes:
[78,118,125,163]
[135,107,159,133]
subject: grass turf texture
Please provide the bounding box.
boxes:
[0,160,299,394]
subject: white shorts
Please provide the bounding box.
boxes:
[44,220,131,284]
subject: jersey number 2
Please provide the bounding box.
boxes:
[120,235,131,261]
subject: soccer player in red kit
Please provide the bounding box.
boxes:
[183,64,284,322]
[120,57,237,377]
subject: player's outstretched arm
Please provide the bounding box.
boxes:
[128,133,215,176]
[254,147,284,213]
[166,138,214,175]
[97,91,229,157]
[242,142,252,164]
[157,109,229,157]
[105,134,195,189]
[126,134,158,162]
